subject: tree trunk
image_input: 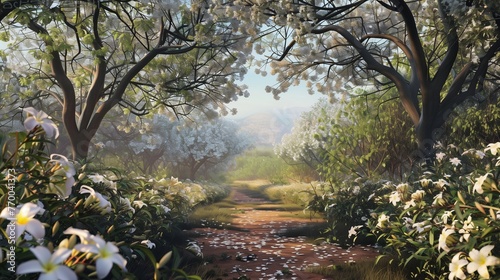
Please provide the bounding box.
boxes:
[66,128,94,162]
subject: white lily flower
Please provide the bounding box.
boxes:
[473,173,490,194]
[485,142,500,156]
[141,240,156,249]
[467,245,499,279]
[74,235,127,279]
[49,154,76,197]
[0,202,44,239]
[79,185,112,213]
[17,247,76,280]
[22,107,59,138]
[448,252,468,280]
[133,200,147,209]
[63,227,96,245]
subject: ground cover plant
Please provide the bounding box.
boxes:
[0,109,229,279]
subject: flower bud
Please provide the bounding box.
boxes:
[52,221,60,236]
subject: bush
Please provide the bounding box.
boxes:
[0,112,226,279]
[308,180,386,248]
[361,143,500,279]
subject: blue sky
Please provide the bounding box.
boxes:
[227,71,322,118]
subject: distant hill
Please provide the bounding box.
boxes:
[234,107,308,146]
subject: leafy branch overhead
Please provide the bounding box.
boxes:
[0,0,252,159]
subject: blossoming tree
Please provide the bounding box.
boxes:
[222,0,500,160]
[0,0,252,160]
[99,113,251,179]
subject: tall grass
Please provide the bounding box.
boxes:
[306,260,406,280]
[227,147,292,184]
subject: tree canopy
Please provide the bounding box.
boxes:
[225,0,500,160]
[0,0,253,159]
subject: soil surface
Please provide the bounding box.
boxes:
[187,187,379,280]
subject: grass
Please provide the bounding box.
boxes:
[277,222,329,240]
[306,260,407,280]
[182,189,242,231]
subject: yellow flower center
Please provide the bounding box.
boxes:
[100,248,111,259]
[16,214,30,225]
[478,255,487,266]
[43,262,57,273]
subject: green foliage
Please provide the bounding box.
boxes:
[307,179,386,248]
[227,147,292,184]
[0,127,227,279]
[263,182,327,208]
[445,98,500,150]
[318,93,416,185]
[364,143,500,279]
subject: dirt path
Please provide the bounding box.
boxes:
[188,187,379,280]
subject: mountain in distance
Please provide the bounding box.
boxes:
[233,107,308,146]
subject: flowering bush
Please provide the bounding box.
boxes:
[362,143,500,279]
[0,108,226,279]
[308,179,388,248]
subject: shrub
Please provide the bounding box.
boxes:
[0,108,224,279]
[361,143,500,279]
[309,180,387,248]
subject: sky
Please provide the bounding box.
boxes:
[226,71,322,119]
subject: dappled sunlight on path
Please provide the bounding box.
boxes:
[188,187,379,280]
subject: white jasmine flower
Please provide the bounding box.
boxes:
[485,142,500,156]
[141,240,156,249]
[0,203,44,239]
[466,245,499,279]
[133,201,147,209]
[22,107,59,138]
[449,157,461,166]
[389,191,401,206]
[448,252,468,280]
[436,152,446,161]
[17,247,76,280]
[438,228,455,252]
[79,185,112,213]
[74,235,127,279]
[473,173,490,194]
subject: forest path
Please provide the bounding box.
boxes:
[187,182,379,280]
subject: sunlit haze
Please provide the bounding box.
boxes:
[227,71,322,119]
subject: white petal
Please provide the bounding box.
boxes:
[39,272,56,280]
[79,185,94,195]
[41,122,57,138]
[96,258,113,279]
[64,176,75,197]
[24,117,39,131]
[111,253,127,269]
[19,202,41,217]
[74,244,99,254]
[104,242,119,254]
[0,207,17,219]
[37,110,49,120]
[50,248,72,264]
[26,219,45,239]
[29,246,52,264]
[16,224,27,239]
[22,107,39,116]
[17,260,43,274]
[55,265,77,280]
[467,261,479,273]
